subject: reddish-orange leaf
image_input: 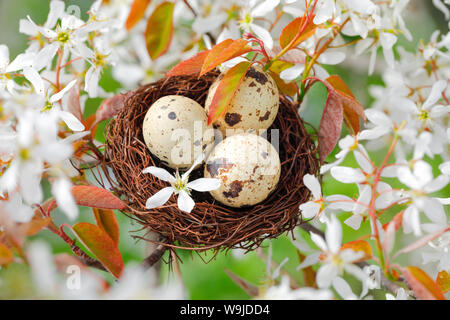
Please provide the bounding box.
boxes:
[145,1,174,60]
[401,266,446,300]
[0,243,14,266]
[92,208,120,245]
[326,75,366,135]
[92,92,132,131]
[280,16,317,50]
[166,50,210,77]
[341,240,373,262]
[19,217,51,236]
[200,39,252,76]
[207,61,253,125]
[437,270,450,293]
[72,186,126,210]
[125,0,152,30]
[70,223,124,278]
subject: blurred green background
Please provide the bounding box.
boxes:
[0,0,448,299]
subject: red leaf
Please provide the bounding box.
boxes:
[225,269,259,297]
[437,270,450,294]
[92,92,132,129]
[92,208,120,245]
[207,61,253,125]
[145,2,174,60]
[200,39,252,76]
[340,240,373,262]
[401,266,446,300]
[166,50,210,77]
[67,83,83,122]
[0,243,14,266]
[70,223,124,278]
[318,92,343,162]
[307,76,366,162]
[280,16,317,50]
[72,186,126,210]
[125,0,152,30]
[326,75,366,135]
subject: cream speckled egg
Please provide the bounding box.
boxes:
[205,66,279,136]
[204,133,281,208]
[143,95,214,169]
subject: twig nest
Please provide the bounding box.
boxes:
[204,133,281,208]
[104,72,319,252]
[205,66,279,136]
[142,95,214,169]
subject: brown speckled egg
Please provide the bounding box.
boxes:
[204,133,281,207]
[143,95,214,169]
[205,66,279,136]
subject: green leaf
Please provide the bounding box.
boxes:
[70,223,124,278]
[207,61,253,125]
[92,208,120,244]
[145,1,174,60]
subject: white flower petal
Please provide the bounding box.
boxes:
[45,0,66,29]
[187,178,221,192]
[326,215,342,254]
[279,64,304,81]
[296,252,321,270]
[424,175,448,194]
[316,264,339,289]
[303,174,322,199]
[145,187,174,209]
[59,111,85,131]
[250,23,273,49]
[317,51,346,65]
[310,232,328,252]
[0,45,10,69]
[332,277,357,300]
[423,80,447,110]
[252,0,280,17]
[52,177,78,220]
[344,215,363,230]
[330,166,365,184]
[418,198,446,225]
[23,67,44,96]
[300,201,321,219]
[177,190,195,213]
[142,167,176,183]
[50,79,77,103]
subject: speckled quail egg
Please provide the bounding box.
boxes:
[205,66,279,136]
[204,133,281,207]
[143,95,214,170]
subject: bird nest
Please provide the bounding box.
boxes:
[103,71,319,253]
